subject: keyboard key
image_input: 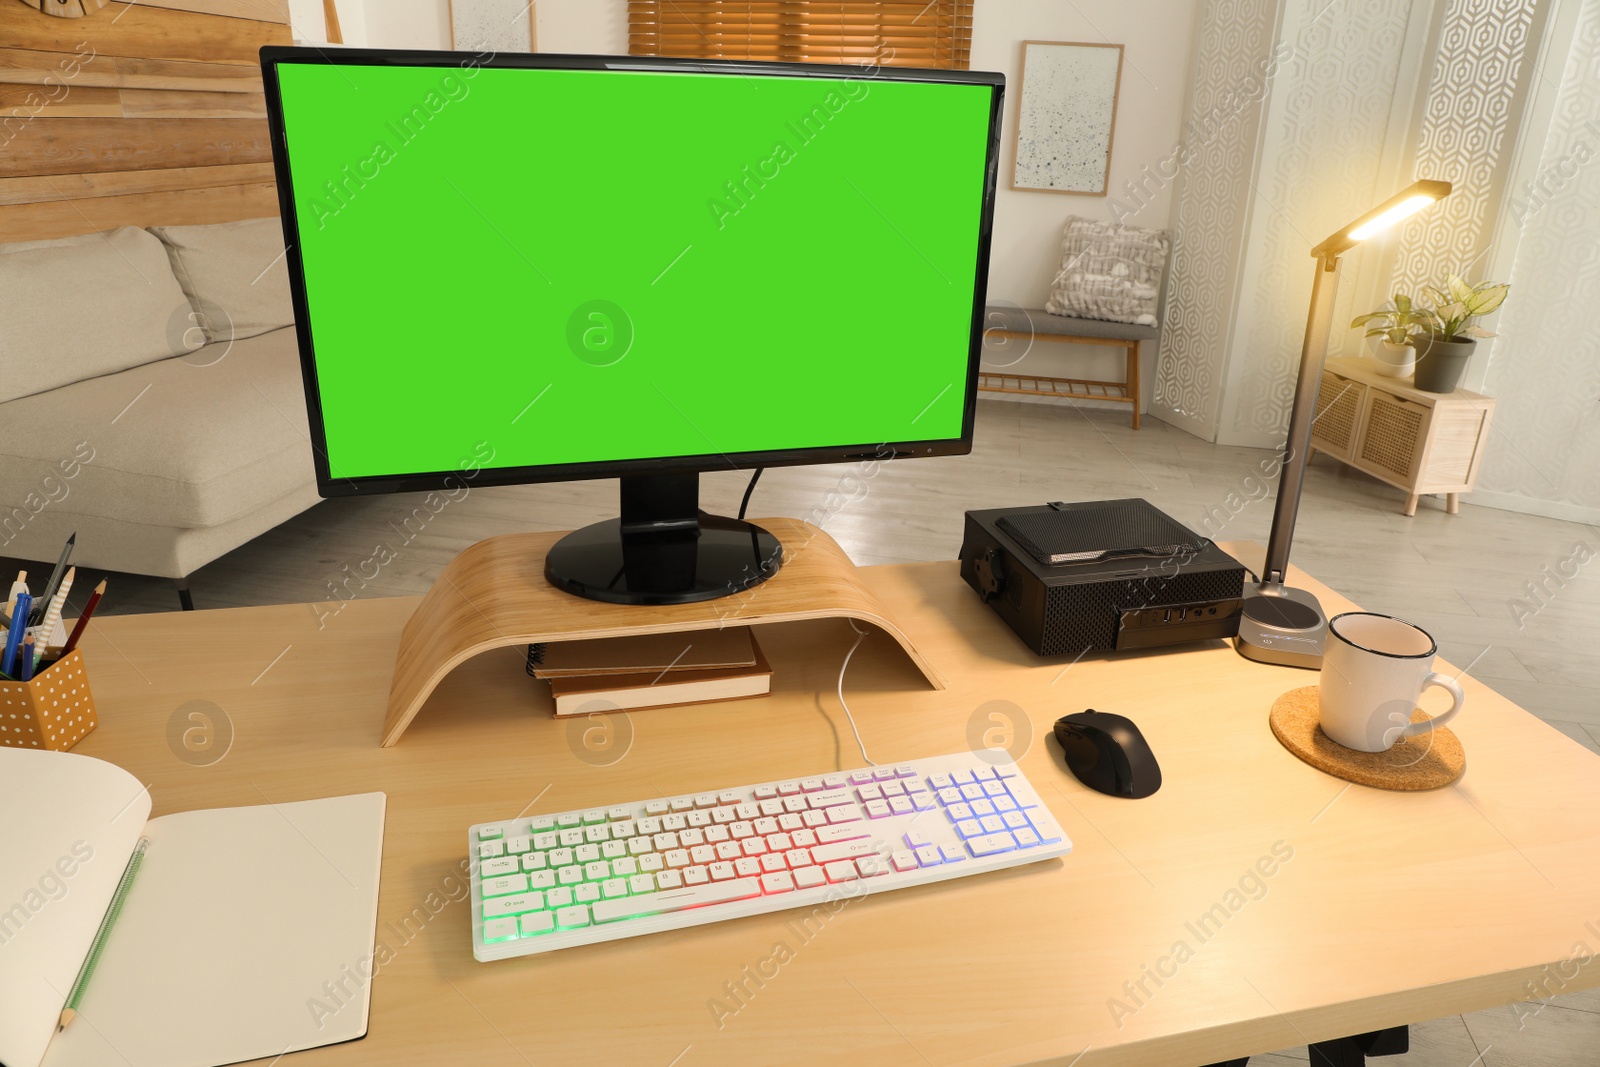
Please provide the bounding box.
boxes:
[584,861,610,881]
[891,851,918,872]
[761,853,787,873]
[995,763,1021,778]
[983,781,1007,798]
[761,871,795,893]
[778,813,803,831]
[657,870,684,890]
[825,860,860,882]
[911,793,935,811]
[827,807,863,824]
[630,873,656,893]
[558,866,583,885]
[857,855,888,877]
[613,856,638,875]
[816,823,870,844]
[778,781,801,796]
[559,828,584,847]
[938,788,962,805]
[717,791,741,805]
[792,828,818,847]
[800,777,824,792]
[881,781,906,797]
[684,866,710,885]
[735,803,760,819]
[557,813,582,828]
[857,784,883,801]
[786,848,813,868]
[670,798,694,812]
[528,870,556,890]
[520,911,555,936]
[483,917,518,942]
[914,845,941,866]
[529,816,555,831]
[583,809,606,825]
[695,793,717,808]
[811,838,875,863]
[951,769,974,785]
[966,833,1016,857]
[645,801,668,815]
[602,878,629,899]
[741,838,767,857]
[484,892,543,918]
[680,828,706,847]
[895,765,917,778]
[758,800,783,817]
[639,853,665,872]
[546,886,573,908]
[730,822,754,839]
[980,815,1005,833]
[601,841,626,860]
[687,810,712,828]
[889,797,913,815]
[533,832,558,850]
[627,837,652,855]
[904,778,929,794]
[575,844,600,863]
[734,857,762,877]
[711,807,737,825]
[691,845,716,864]
[795,866,828,888]
[710,861,737,880]
[663,814,687,831]
[929,774,953,789]
[810,789,852,808]
[479,841,505,859]
[665,849,691,868]
[522,853,549,871]
[971,799,995,817]
[865,801,891,819]
[1003,811,1030,830]
[477,826,503,841]
[575,883,600,903]
[904,827,934,848]
[753,786,778,799]
[637,817,662,834]
[994,796,1017,812]
[483,874,528,897]
[704,824,731,843]
[939,844,964,863]
[948,803,973,821]
[608,806,632,821]
[481,857,519,878]
[973,766,997,781]
[1014,828,1041,848]
[754,817,779,835]
[654,832,679,851]
[955,820,983,839]
[783,795,809,813]
[555,906,591,929]
[872,767,896,781]
[716,841,743,860]
[849,770,873,784]
[802,810,828,827]
[823,774,848,788]
[961,784,985,801]
[592,878,761,923]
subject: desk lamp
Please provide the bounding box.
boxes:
[1235,179,1452,668]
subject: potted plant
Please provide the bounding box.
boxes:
[1412,276,1510,393]
[1350,293,1434,378]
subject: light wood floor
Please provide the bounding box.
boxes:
[7,396,1596,1064]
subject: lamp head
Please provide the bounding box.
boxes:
[1311,179,1451,259]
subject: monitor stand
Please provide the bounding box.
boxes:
[544,473,783,605]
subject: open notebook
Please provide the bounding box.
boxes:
[0,747,385,1067]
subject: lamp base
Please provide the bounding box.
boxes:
[1234,582,1327,669]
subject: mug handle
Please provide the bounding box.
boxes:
[1399,673,1465,739]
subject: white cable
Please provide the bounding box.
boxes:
[836,622,876,766]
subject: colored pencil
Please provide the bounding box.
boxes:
[61,580,106,656]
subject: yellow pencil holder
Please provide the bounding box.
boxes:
[0,649,98,751]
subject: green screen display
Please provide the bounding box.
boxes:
[271,60,996,481]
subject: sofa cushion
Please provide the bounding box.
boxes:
[1044,216,1169,327]
[149,217,295,344]
[0,227,195,404]
[0,327,315,529]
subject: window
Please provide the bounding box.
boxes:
[627,2,974,70]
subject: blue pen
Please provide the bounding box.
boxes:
[2,592,29,677]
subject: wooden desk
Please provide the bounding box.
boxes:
[72,540,1600,1066]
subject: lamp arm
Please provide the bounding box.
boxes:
[1261,251,1341,586]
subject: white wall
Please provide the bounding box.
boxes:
[288,0,368,46]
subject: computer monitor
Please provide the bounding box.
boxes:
[261,49,1003,605]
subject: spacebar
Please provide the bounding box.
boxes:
[591,878,763,923]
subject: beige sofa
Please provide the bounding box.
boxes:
[0,219,320,607]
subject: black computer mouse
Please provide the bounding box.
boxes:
[1053,710,1162,798]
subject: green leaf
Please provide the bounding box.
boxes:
[1448,275,1474,303]
[1469,284,1510,316]
[1351,312,1391,327]
[1422,285,1449,308]
[1394,293,1411,314]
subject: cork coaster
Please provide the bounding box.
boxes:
[1269,686,1464,791]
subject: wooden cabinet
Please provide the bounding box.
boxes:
[1309,357,1495,516]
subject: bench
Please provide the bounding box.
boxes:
[981,306,1159,429]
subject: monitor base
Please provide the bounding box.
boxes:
[1234,582,1327,669]
[545,514,783,605]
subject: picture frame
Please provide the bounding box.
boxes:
[1011,41,1124,196]
[449,0,537,53]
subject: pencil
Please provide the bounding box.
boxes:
[61,580,106,656]
[59,837,149,1031]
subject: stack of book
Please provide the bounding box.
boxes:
[532,627,772,716]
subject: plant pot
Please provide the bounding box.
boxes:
[1413,335,1474,393]
[1373,340,1416,378]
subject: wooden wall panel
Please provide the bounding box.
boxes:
[0,162,276,206]
[0,2,291,66]
[0,117,272,177]
[0,48,264,92]
[0,182,280,242]
[1,0,290,240]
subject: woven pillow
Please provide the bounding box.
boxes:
[1044,216,1169,326]
[149,218,294,343]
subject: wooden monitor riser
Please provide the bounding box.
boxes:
[382,518,946,746]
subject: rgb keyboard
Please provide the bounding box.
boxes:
[468,750,1072,961]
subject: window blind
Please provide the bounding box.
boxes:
[627,2,974,70]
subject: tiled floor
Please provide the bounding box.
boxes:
[9,396,1597,1063]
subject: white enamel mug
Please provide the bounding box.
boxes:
[1318,612,1465,752]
